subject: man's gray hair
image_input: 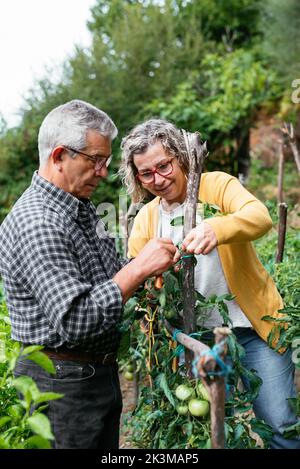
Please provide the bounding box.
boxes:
[38,99,118,166]
[119,119,189,202]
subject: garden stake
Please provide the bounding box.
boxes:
[276,202,288,263]
[199,327,231,449]
[181,130,208,377]
[277,140,285,204]
[164,321,231,449]
[282,122,300,173]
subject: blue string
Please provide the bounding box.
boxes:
[192,356,200,378]
[172,330,203,357]
[172,329,183,341]
[192,342,232,379]
[189,332,203,339]
[172,329,183,355]
[171,327,231,379]
[174,344,185,356]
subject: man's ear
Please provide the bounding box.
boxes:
[51,146,66,171]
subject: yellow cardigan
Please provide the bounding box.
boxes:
[128,171,284,346]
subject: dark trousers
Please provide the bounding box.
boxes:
[14,358,123,449]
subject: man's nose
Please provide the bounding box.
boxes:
[95,165,108,178]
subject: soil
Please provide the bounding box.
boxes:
[119,373,135,449]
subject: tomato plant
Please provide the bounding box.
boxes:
[119,269,274,449]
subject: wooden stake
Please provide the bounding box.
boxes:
[276,202,288,263]
[282,122,300,173]
[181,131,207,376]
[277,141,285,204]
[202,328,229,449]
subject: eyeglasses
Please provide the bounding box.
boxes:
[64,146,112,170]
[136,160,174,184]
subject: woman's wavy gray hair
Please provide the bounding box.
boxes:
[119,119,189,202]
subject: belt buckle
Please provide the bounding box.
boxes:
[102,352,115,365]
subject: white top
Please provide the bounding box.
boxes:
[157,202,252,329]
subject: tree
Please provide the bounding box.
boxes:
[260,0,300,86]
[147,49,280,177]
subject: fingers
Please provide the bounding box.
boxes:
[142,238,179,277]
[182,227,203,253]
[157,237,176,244]
[181,230,196,251]
[172,247,181,264]
[156,237,177,254]
[181,224,217,255]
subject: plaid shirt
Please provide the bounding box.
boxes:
[0,172,128,353]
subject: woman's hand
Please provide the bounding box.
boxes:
[181,222,217,255]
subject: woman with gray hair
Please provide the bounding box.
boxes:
[120,119,189,203]
[120,118,300,449]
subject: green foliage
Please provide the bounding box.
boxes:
[120,273,272,448]
[147,47,280,173]
[255,224,300,307]
[175,0,262,46]
[260,0,300,86]
[0,287,62,448]
[149,49,278,135]
[247,158,300,208]
[0,0,292,218]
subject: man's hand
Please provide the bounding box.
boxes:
[113,238,180,303]
[135,238,181,278]
[182,222,217,255]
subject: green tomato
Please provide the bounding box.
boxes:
[188,398,210,417]
[124,371,134,381]
[125,363,134,372]
[197,382,210,402]
[164,309,176,320]
[176,404,189,416]
[159,292,166,308]
[175,384,194,401]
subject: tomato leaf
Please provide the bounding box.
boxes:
[157,373,176,408]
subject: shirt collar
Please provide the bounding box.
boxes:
[31,171,91,220]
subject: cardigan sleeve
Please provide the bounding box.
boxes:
[203,172,273,245]
[127,206,151,258]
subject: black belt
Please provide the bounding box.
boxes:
[22,344,117,365]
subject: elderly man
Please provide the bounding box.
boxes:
[120,118,300,449]
[0,102,179,449]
